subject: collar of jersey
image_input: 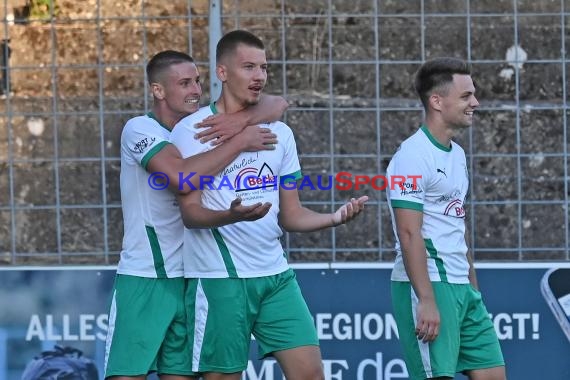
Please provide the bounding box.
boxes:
[420,124,452,152]
[146,112,172,132]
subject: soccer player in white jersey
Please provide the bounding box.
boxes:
[386,57,506,380]
[170,30,368,380]
[104,50,289,380]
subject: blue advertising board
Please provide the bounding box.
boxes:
[0,263,569,379]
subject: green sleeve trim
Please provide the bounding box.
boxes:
[141,141,170,170]
[390,199,423,211]
[280,170,303,185]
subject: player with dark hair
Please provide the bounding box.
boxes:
[386,57,506,380]
[104,49,288,380]
[171,30,368,380]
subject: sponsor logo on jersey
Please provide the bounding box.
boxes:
[132,137,156,153]
[436,190,461,203]
[235,163,277,192]
[399,181,423,197]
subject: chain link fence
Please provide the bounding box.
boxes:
[0,0,568,265]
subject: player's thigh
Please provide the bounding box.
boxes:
[252,269,319,359]
[457,287,505,375]
[158,279,195,377]
[186,277,251,374]
[201,373,241,380]
[465,366,506,380]
[273,345,324,380]
[391,281,461,379]
[159,375,200,380]
[106,276,186,377]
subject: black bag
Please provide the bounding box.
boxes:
[21,345,99,380]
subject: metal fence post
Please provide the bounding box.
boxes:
[209,0,222,102]
[0,38,11,96]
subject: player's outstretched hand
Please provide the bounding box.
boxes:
[229,197,272,222]
[332,196,369,226]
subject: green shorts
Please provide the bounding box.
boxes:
[104,274,195,378]
[391,281,505,380]
[185,268,319,373]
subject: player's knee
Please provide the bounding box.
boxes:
[302,364,325,380]
[465,365,506,380]
[286,362,324,380]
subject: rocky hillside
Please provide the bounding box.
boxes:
[0,0,568,264]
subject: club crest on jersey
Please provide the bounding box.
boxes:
[132,137,156,153]
[444,199,465,217]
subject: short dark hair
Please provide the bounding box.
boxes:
[216,30,265,63]
[415,57,471,109]
[146,50,194,84]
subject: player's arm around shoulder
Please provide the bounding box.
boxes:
[194,95,288,145]
[278,186,368,232]
[141,111,207,194]
[145,143,193,194]
[147,109,229,194]
[168,110,279,194]
[121,116,180,182]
